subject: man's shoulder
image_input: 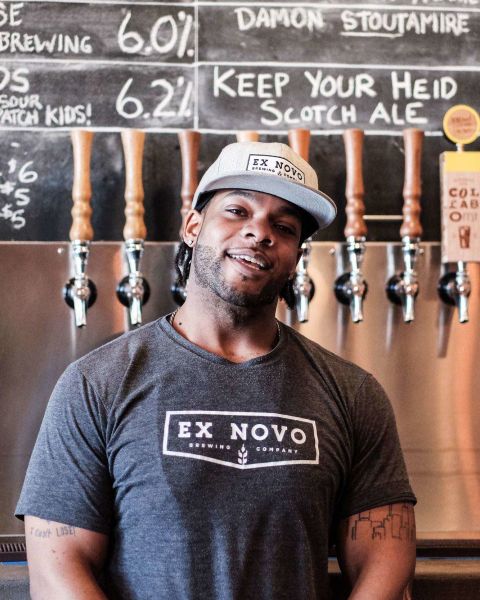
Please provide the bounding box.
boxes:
[78,317,160,363]
[283,323,371,390]
[69,317,165,393]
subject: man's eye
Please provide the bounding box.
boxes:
[226,208,244,215]
[276,223,296,235]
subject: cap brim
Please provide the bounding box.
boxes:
[192,171,336,231]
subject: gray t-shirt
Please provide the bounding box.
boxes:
[16,315,416,600]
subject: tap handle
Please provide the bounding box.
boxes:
[236,131,260,142]
[401,128,424,240]
[288,128,311,161]
[178,130,201,235]
[70,130,94,242]
[343,129,367,239]
[121,129,146,241]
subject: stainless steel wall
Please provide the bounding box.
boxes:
[1,242,479,540]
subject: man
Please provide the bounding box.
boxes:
[16,142,416,600]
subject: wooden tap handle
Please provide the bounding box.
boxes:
[401,128,424,239]
[236,131,260,142]
[288,128,311,162]
[178,130,201,234]
[70,130,94,241]
[121,129,146,241]
[343,129,367,239]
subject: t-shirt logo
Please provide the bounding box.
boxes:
[163,411,319,469]
[246,154,306,183]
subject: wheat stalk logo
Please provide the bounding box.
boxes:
[238,444,248,465]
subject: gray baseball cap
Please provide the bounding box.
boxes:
[192,141,337,235]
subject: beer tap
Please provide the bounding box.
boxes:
[437,138,474,324]
[171,130,201,305]
[436,105,480,323]
[438,260,471,323]
[63,130,97,327]
[334,129,368,323]
[293,241,314,323]
[116,129,150,326]
[386,129,424,323]
[288,128,315,322]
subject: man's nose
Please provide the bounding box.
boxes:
[243,218,274,246]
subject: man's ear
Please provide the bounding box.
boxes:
[183,209,203,245]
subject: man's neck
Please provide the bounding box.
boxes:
[170,286,280,364]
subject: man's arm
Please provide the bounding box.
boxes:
[25,515,109,600]
[336,502,416,600]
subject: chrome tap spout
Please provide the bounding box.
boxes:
[63,240,97,328]
[116,239,151,327]
[438,261,471,324]
[293,239,315,323]
[334,237,367,323]
[386,237,421,323]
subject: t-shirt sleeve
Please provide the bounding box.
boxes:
[338,373,417,519]
[15,363,113,534]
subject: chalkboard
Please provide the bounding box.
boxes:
[1,0,480,242]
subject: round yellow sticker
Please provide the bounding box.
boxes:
[443,105,480,145]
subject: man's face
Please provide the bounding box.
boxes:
[187,189,303,308]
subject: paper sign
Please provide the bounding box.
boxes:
[440,151,480,263]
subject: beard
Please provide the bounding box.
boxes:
[192,243,288,308]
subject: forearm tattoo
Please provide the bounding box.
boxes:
[350,504,415,542]
[29,520,77,540]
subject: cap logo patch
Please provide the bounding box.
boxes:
[247,154,305,183]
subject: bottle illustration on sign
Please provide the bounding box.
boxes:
[459,225,471,249]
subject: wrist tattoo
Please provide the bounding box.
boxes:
[350,503,415,542]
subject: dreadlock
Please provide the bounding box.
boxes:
[174,240,193,292]
[174,240,296,310]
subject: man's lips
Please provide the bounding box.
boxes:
[225,249,273,271]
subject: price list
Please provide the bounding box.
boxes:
[0,1,196,129]
[0,0,479,132]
